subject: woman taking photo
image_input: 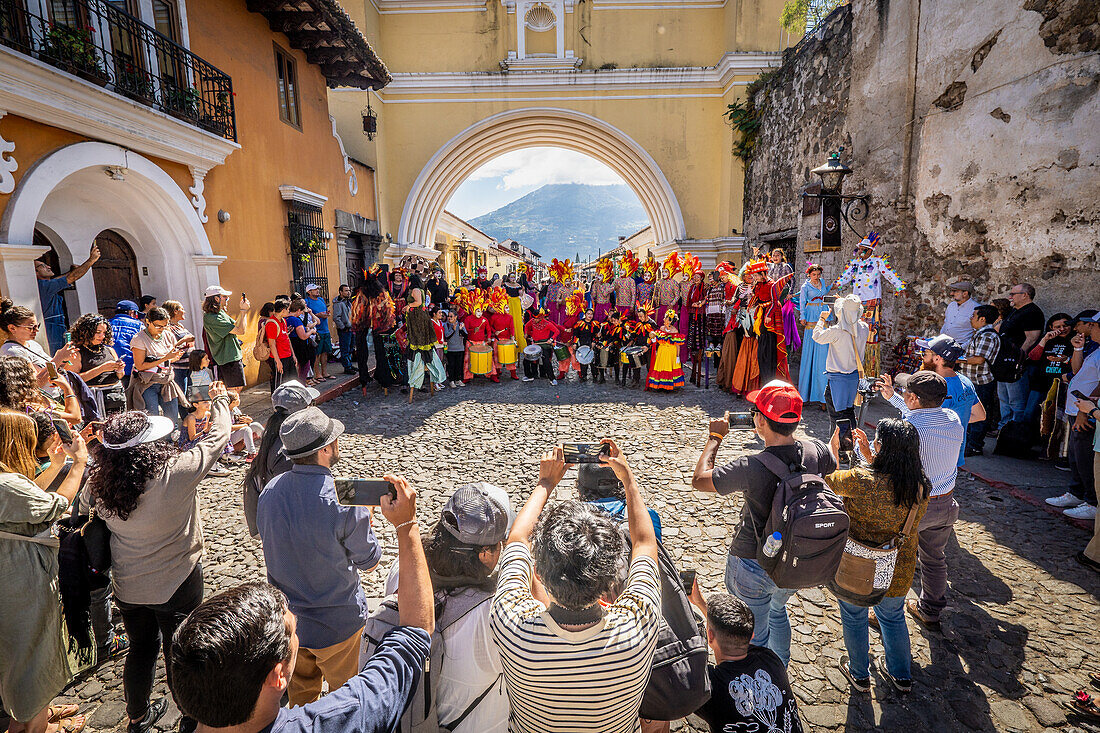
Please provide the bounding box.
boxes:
[67,314,126,416]
[263,299,296,391]
[0,411,89,733]
[163,301,197,402]
[825,418,931,694]
[0,300,76,403]
[126,307,186,426]
[88,382,231,733]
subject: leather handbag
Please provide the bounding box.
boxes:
[829,501,919,607]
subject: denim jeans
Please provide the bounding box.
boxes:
[996,374,1030,429]
[838,596,911,680]
[141,384,178,427]
[725,556,796,666]
[338,328,354,369]
[966,381,996,452]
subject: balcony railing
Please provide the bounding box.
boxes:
[0,0,236,141]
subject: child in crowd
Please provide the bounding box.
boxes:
[227,392,263,459]
[189,349,213,387]
[179,389,213,451]
[692,592,803,733]
[430,306,447,391]
[443,310,466,389]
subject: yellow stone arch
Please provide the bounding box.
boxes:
[397,107,686,253]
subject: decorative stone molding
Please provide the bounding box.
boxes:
[188,166,209,223]
[278,185,329,209]
[329,115,358,196]
[0,111,15,195]
[382,241,442,265]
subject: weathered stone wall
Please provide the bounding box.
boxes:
[743,0,1100,360]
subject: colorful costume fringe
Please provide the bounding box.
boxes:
[648,330,685,390]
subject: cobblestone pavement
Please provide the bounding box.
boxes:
[46,375,1100,732]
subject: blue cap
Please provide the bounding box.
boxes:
[115,299,140,313]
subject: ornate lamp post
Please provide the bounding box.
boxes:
[456,233,472,275]
[804,149,870,249]
[361,101,377,140]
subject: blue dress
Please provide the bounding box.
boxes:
[798,280,830,403]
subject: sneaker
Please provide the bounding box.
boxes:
[1046,492,1085,508]
[522,377,534,382]
[207,464,232,478]
[457,381,466,388]
[550,379,558,386]
[872,655,912,693]
[98,632,129,663]
[128,697,168,733]
[868,609,880,632]
[1064,503,1097,520]
[436,382,446,390]
[838,655,870,693]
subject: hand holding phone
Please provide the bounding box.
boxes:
[679,569,697,595]
[335,478,397,506]
[562,442,610,464]
[46,362,60,380]
[836,419,854,452]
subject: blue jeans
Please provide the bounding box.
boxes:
[725,556,795,666]
[141,384,178,427]
[173,368,190,421]
[996,374,1030,429]
[966,380,996,452]
[837,596,911,681]
[338,328,354,369]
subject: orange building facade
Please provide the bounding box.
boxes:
[0,0,388,381]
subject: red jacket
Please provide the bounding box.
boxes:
[463,315,492,342]
[489,312,515,340]
[525,318,561,343]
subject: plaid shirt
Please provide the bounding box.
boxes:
[960,324,999,385]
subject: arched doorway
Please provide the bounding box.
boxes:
[91,230,142,317]
[396,108,686,262]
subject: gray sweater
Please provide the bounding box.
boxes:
[101,397,231,605]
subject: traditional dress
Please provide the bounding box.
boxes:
[613,276,636,317]
[717,283,751,392]
[655,277,680,326]
[830,239,906,376]
[546,281,565,325]
[704,281,728,343]
[503,282,528,351]
[405,288,447,390]
[797,279,831,403]
[592,280,615,322]
[684,279,707,357]
[368,293,405,388]
[648,328,685,390]
[768,261,801,352]
[753,274,792,385]
[462,313,499,382]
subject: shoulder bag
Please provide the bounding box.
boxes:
[829,499,919,607]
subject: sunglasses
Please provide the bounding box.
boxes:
[19,322,40,331]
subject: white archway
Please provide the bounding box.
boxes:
[0,142,224,335]
[397,108,686,257]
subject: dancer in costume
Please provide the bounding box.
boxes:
[474,267,492,291]
[595,310,627,384]
[797,262,830,405]
[390,267,409,314]
[573,308,600,382]
[730,260,770,395]
[591,258,615,322]
[546,259,573,325]
[828,230,907,376]
[681,254,706,382]
[556,288,586,381]
[502,272,528,351]
[624,301,656,388]
[364,265,406,393]
[717,267,752,392]
[636,255,658,309]
[812,293,869,429]
[487,286,520,381]
[648,311,685,391]
[461,289,500,383]
[751,258,794,384]
[523,308,561,383]
[763,247,801,352]
[655,252,682,325]
[403,271,447,401]
[614,251,639,317]
[704,270,729,348]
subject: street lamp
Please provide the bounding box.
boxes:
[456,233,472,273]
[361,101,377,140]
[803,149,869,248]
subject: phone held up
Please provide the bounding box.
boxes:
[335,478,397,507]
[562,442,611,464]
[836,418,854,469]
[726,411,756,429]
[46,361,60,380]
[679,569,697,595]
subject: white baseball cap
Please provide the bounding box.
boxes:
[204,285,232,298]
[305,283,321,292]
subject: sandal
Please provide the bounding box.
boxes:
[48,705,80,723]
[53,716,87,733]
[1062,691,1100,723]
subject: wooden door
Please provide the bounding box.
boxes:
[345,235,365,293]
[91,230,141,317]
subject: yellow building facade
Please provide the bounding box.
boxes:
[0,0,386,381]
[328,0,792,269]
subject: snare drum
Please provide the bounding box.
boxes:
[597,346,612,368]
[576,345,595,365]
[554,344,571,362]
[470,343,493,375]
[523,344,543,362]
[620,345,646,368]
[496,339,517,366]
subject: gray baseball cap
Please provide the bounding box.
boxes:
[440,483,514,546]
[894,371,948,405]
[272,380,320,413]
[279,406,344,459]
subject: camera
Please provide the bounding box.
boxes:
[857,377,883,396]
[727,412,755,429]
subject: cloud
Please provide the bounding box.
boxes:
[466,148,625,189]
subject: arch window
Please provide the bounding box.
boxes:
[524,4,555,31]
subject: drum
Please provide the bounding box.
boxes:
[575,345,595,365]
[597,346,612,368]
[621,345,646,368]
[554,344,571,361]
[523,344,543,362]
[496,339,517,366]
[470,343,493,375]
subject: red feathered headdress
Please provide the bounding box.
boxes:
[595,258,614,283]
[620,251,640,279]
[662,252,681,276]
[565,288,587,316]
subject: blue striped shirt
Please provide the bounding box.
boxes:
[888,394,965,496]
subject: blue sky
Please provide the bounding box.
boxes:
[446,147,636,220]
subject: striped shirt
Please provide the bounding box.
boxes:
[489,543,662,733]
[888,394,965,496]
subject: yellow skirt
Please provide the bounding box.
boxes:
[508,297,528,351]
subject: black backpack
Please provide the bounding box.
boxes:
[991,333,1025,383]
[752,443,850,589]
[993,419,1037,458]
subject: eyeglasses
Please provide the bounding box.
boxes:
[19,322,40,331]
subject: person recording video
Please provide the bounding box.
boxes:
[812,293,870,431]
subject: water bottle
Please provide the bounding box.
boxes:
[762,531,783,558]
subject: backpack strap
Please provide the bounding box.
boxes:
[751,442,806,480]
[893,502,920,546]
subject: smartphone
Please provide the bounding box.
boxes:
[52,417,73,445]
[1072,390,1091,402]
[727,411,755,429]
[836,419,854,452]
[335,478,396,506]
[188,384,211,402]
[562,442,611,464]
[679,569,697,595]
[46,362,60,380]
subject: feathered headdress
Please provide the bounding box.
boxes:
[452,287,472,313]
[549,258,575,283]
[715,261,736,280]
[635,300,656,322]
[856,231,880,250]
[565,288,587,316]
[487,286,508,313]
[595,258,614,283]
[642,256,659,282]
[681,253,702,277]
[470,287,492,313]
[620,251,640,279]
[744,259,769,276]
[661,252,681,276]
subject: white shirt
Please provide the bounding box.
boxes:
[812,320,871,374]
[1066,348,1100,417]
[940,298,979,347]
[887,395,965,496]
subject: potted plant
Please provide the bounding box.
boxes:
[162,83,201,121]
[115,63,155,105]
[39,23,108,86]
[289,228,327,263]
[198,88,234,137]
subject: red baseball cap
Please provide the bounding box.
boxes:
[745,380,803,423]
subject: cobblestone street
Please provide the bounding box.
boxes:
[54,377,1100,732]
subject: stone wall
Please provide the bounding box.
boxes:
[742,0,1100,362]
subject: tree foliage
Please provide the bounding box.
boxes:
[781,0,844,34]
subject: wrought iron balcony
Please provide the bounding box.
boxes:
[0,0,236,141]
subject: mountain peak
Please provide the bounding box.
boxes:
[469,183,648,262]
